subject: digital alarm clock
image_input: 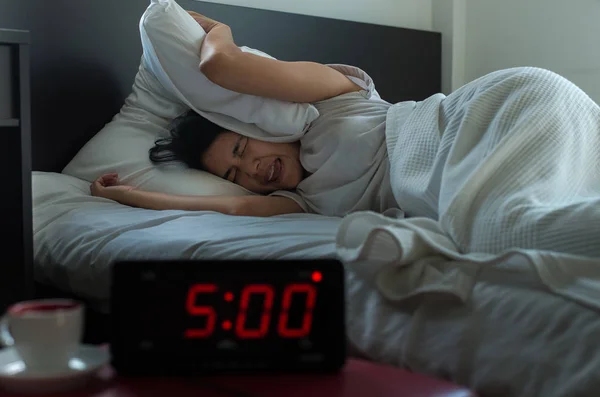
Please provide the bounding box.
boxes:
[110,260,346,375]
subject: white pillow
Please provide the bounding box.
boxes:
[140,0,319,140]
[63,0,322,196]
[62,63,250,196]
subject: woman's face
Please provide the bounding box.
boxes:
[202,131,304,194]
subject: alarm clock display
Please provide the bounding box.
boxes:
[110,260,346,375]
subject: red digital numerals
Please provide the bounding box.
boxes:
[278,284,316,338]
[184,283,317,339]
[183,284,217,339]
[235,284,274,339]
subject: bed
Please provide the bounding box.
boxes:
[4,1,600,396]
[2,0,440,321]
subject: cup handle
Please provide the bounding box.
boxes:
[0,315,14,347]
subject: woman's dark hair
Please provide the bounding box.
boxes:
[149,110,224,171]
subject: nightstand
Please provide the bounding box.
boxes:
[0,29,33,311]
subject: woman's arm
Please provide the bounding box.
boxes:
[189,12,362,103]
[117,190,303,217]
[91,174,303,217]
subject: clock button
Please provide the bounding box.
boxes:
[141,271,156,281]
[299,339,313,349]
[299,353,325,363]
[217,340,237,350]
[139,340,154,350]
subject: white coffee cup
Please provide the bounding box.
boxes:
[0,299,83,372]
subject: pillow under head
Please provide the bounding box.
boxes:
[63,0,319,196]
[62,64,251,196]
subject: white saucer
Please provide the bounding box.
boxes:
[0,344,110,395]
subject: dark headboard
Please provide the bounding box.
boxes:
[0,0,441,172]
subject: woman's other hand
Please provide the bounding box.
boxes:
[90,173,136,202]
[187,11,222,33]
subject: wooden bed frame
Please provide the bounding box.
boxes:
[0,0,441,342]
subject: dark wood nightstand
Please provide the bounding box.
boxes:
[3,356,475,397]
[0,28,33,312]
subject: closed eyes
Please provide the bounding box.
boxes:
[224,136,248,183]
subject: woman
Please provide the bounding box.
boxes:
[91,12,600,258]
[91,11,395,218]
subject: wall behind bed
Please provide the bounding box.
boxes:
[200,0,434,30]
[431,0,600,103]
[0,0,440,172]
[461,0,600,104]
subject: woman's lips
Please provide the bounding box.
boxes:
[266,158,282,184]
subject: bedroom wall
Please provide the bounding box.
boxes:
[197,0,433,30]
[459,0,600,103]
[431,0,466,94]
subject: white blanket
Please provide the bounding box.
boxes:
[339,67,600,307]
[32,172,341,307]
[337,67,600,396]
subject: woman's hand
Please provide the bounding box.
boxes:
[187,11,223,33]
[187,11,239,73]
[90,173,136,202]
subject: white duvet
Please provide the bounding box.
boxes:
[335,67,600,396]
[337,68,600,316]
[34,170,600,397]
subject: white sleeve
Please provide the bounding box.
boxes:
[326,64,381,100]
[269,190,311,213]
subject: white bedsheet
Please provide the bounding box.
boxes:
[33,171,600,396]
[33,172,340,307]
